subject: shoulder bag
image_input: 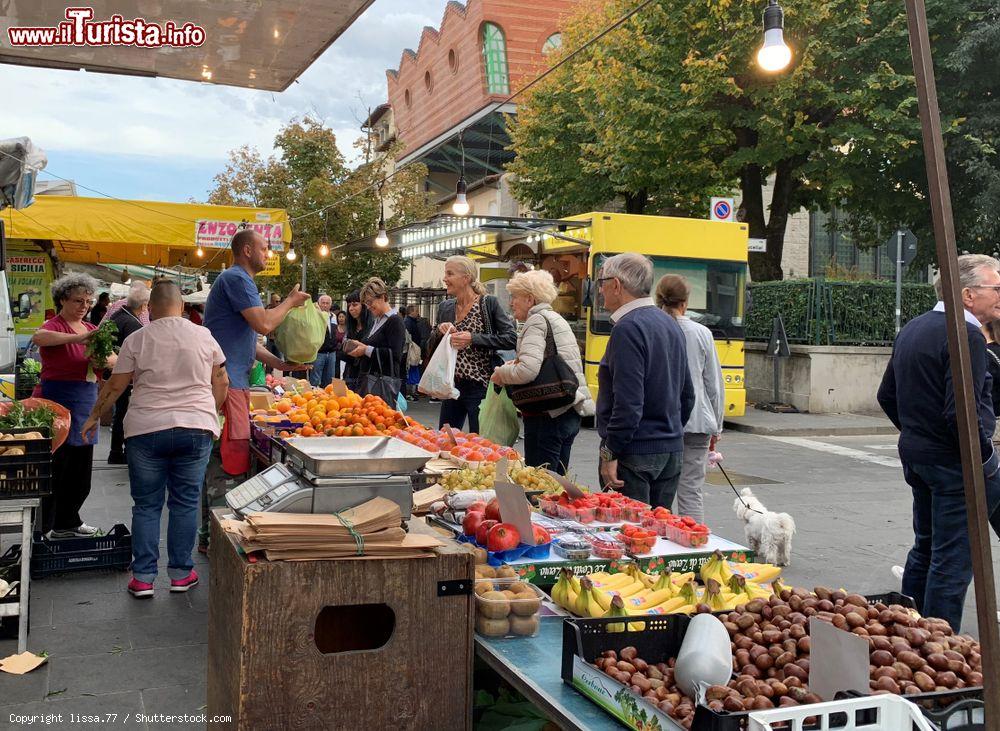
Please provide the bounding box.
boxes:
[506,314,578,413]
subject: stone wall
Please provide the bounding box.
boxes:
[745,341,891,413]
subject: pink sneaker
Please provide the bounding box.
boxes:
[170,569,199,593]
[128,578,154,598]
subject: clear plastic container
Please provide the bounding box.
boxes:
[620,502,649,523]
[595,505,622,523]
[575,505,597,524]
[588,535,626,560]
[641,514,671,537]
[553,534,592,560]
[474,578,545,639]
[620,532,657,555]
[557,503,578,520]
[669,524,711,548]
[538,495,560,517]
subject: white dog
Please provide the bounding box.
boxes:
[733,487,796,566]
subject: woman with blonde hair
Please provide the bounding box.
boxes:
[343,277,406,403]
[430,255,516,432]
[491,270,594,473]
[656,274,724,524]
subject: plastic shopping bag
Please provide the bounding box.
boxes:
[479,384,520,447]
[418,333,459,400]
[274,299,327,364]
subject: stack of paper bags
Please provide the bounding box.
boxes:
[223,496,444,561]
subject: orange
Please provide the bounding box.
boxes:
[352,425,364,436]
[324,384,335,394]
[275,402,292,414]
[291,395,306,406]
[301,426,317,437]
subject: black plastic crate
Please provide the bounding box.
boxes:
[0,545,25,639]
[563,591,982,731]
[0,426,52,499]
[29,523,131,578]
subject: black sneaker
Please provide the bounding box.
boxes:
[108,453,127,465]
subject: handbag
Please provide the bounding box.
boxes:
[507,315,579,414]
[350,349,402,405]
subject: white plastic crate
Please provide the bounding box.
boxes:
[748,694,937,731]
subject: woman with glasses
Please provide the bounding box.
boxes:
[343,278,406,404]
[31,273,116,538]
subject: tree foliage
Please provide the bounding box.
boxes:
[207,117,434,298]
[508,0,999,280]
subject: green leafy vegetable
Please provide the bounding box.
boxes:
[0,401,56,432]
[86,320,118,368]
[21,358,40,375]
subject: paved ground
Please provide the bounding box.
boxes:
[0,401,997,729]
[724,408,897,436]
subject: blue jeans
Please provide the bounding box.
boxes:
[901,458,1000,632]
[308,352,337,388]
[439,379,488,433]
[127,428,214,582]
[523,409,581,475]
[612,451,683,509]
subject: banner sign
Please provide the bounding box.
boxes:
[196,220,285,249]
[260,255,281,276]
[8,254,54,339]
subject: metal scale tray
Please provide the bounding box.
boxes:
[283,436,434,477]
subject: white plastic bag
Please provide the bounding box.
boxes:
[418,333,460,400]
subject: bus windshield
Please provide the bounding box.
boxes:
[591,255,746,340]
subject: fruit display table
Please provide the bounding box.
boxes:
[475,618,619,731]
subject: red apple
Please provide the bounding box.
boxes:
[487,522,521,552]
[466,501,487,515]
[476,519,499,546]
[462,511,486,537]
[532,525,551,544]
[485,498,502,522]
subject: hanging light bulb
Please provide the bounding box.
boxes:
[375,217,389,248]
[318,243,330,257]
[757,0,791,72]
[452,176,470,216]
[286,246,297,261]
[196,247,205,258]
[267,248,275,258]
[318,212,331,257]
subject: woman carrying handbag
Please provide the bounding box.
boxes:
[342,278,406,404]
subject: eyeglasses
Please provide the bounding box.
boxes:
[69,297,95,307]
[971,285,1000,292]
[596,277,617,286]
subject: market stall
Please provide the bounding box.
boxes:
[219,376,986,730]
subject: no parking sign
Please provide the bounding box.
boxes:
[710,196,736,222]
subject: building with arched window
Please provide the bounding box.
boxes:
[481,22,510,94]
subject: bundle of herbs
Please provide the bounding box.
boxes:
[0,400,55,432]
[86,320,118,369]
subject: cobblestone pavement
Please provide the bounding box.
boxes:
[1,401,996,729]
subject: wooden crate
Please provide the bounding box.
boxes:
[207,511,474,730]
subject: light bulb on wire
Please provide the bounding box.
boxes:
[196,247,204,258]
[319,242,330,257]
[375,218,389,248]
[757,0,791,72]
[452,176,470,216]
[286,246,297,262]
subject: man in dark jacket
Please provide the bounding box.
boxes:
[877,253,1000,632]
[596,253,694,509]
[107,283,149,464]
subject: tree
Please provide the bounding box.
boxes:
[207,117,434,297]
[508,0,992,280]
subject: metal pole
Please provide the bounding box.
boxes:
[895,230,903,335]
[904,1,1000,725]
[300,252,307,292]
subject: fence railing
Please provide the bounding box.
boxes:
[746,279,937,346]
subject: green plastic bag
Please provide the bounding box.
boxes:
[479,384,520,447]
[274,299,327,364]
[250,361,266,387]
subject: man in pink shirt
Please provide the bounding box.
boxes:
[82,280,229,598]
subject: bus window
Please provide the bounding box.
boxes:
[590,255,746,340]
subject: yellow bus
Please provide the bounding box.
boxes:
[478,212,748,417]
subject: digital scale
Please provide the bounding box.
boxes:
[225,436,434,519]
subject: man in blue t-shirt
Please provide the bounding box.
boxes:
[200,229,309,547]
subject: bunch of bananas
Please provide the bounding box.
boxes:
[551,566,701,622]
[699,550,779,608]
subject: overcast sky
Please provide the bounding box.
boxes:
[0,0,451,203]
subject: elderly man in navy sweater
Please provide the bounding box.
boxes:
[596,253,694,508]
[877,253,1000,632]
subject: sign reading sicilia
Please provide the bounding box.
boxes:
[196,220,285,249]
[8,253,54,342]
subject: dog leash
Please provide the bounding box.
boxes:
[717,463,766,515]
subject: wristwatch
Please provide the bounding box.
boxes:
[600,444,616,463]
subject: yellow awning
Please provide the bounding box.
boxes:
[3,195,292,267]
